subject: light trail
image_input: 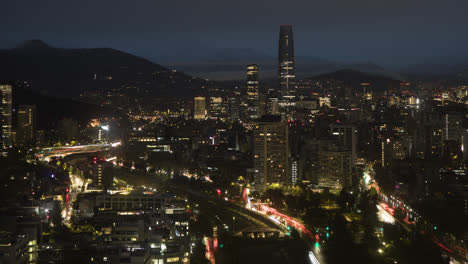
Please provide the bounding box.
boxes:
[433,240,454,253]
[268,216,281,225]
[105,156,117,161]
[257,204,314,239]
[309,251,321,264]
[377,204,395,224]
[36,143,115,161]
[252,203,321,264]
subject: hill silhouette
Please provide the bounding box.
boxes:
[309,69,402,91]
[0,40,205,98]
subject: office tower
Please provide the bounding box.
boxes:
[330,124,357,164]
[319,97,331,108]
[193,97,206,120]
[267,98,280,115]
[246,64,259,119]
[209,97,222,119]
[16,105,36,146]
[278,25,295,97]
[463,129,468,162]
[444,113,463,141]
[253,115,289,189]
[228,97,240,121]
[0,232,34,264]
[0,85,13,148]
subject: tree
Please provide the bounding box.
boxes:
[359,191,379,251]
[287,229,308,263]
[102,165,114,191]
[264,187,285,208]
[393,207,406,221]
[189,213,212,237]
[51,201,63,227]
[382,223,406,244]
[324,215,359,264]
[338,188,356,211]
[398,234,445,264]
[285,194,299,215]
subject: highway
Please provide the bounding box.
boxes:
[36,143,120,227]
[250,202,323,264]
[36,142,120,161]
[364,167,467,263]
[178,186,284,233]
[37,144,316,263]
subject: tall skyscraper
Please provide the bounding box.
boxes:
[278,25,295,97]
[16,105,36,146]
[193,97,206,120]
[0,85,13,148]
[246,64,259,119]
[253,115,289,189]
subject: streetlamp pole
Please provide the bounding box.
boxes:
[233,216,236,233]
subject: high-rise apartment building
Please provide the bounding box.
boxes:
[194,97,206,120]
[93,158,113,190]
[318,149,353,189]
[278,25,295,97]
[0,85,13,148]
[300,138,353,189]
[93,161,104,188]
[330,124,357,164]
[246,64,259,119]
[253,115,289,189]
[16,105,36,146]
[328,124,358,188]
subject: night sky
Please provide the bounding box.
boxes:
[2,0,468,68]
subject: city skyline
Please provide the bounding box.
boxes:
[1,1,467,264]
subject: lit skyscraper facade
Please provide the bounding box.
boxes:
[209,97,222,119]
[193,97,206,120]
[278,25,295,97]
[246,64,259,119]
[16,105,36,146]
[0,85,13,148]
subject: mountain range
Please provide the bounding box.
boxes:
[2,40,467,99]
[308,69,402,92]
[154,47,405,81]
[0,40,204,98]
[155,47,468,81]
